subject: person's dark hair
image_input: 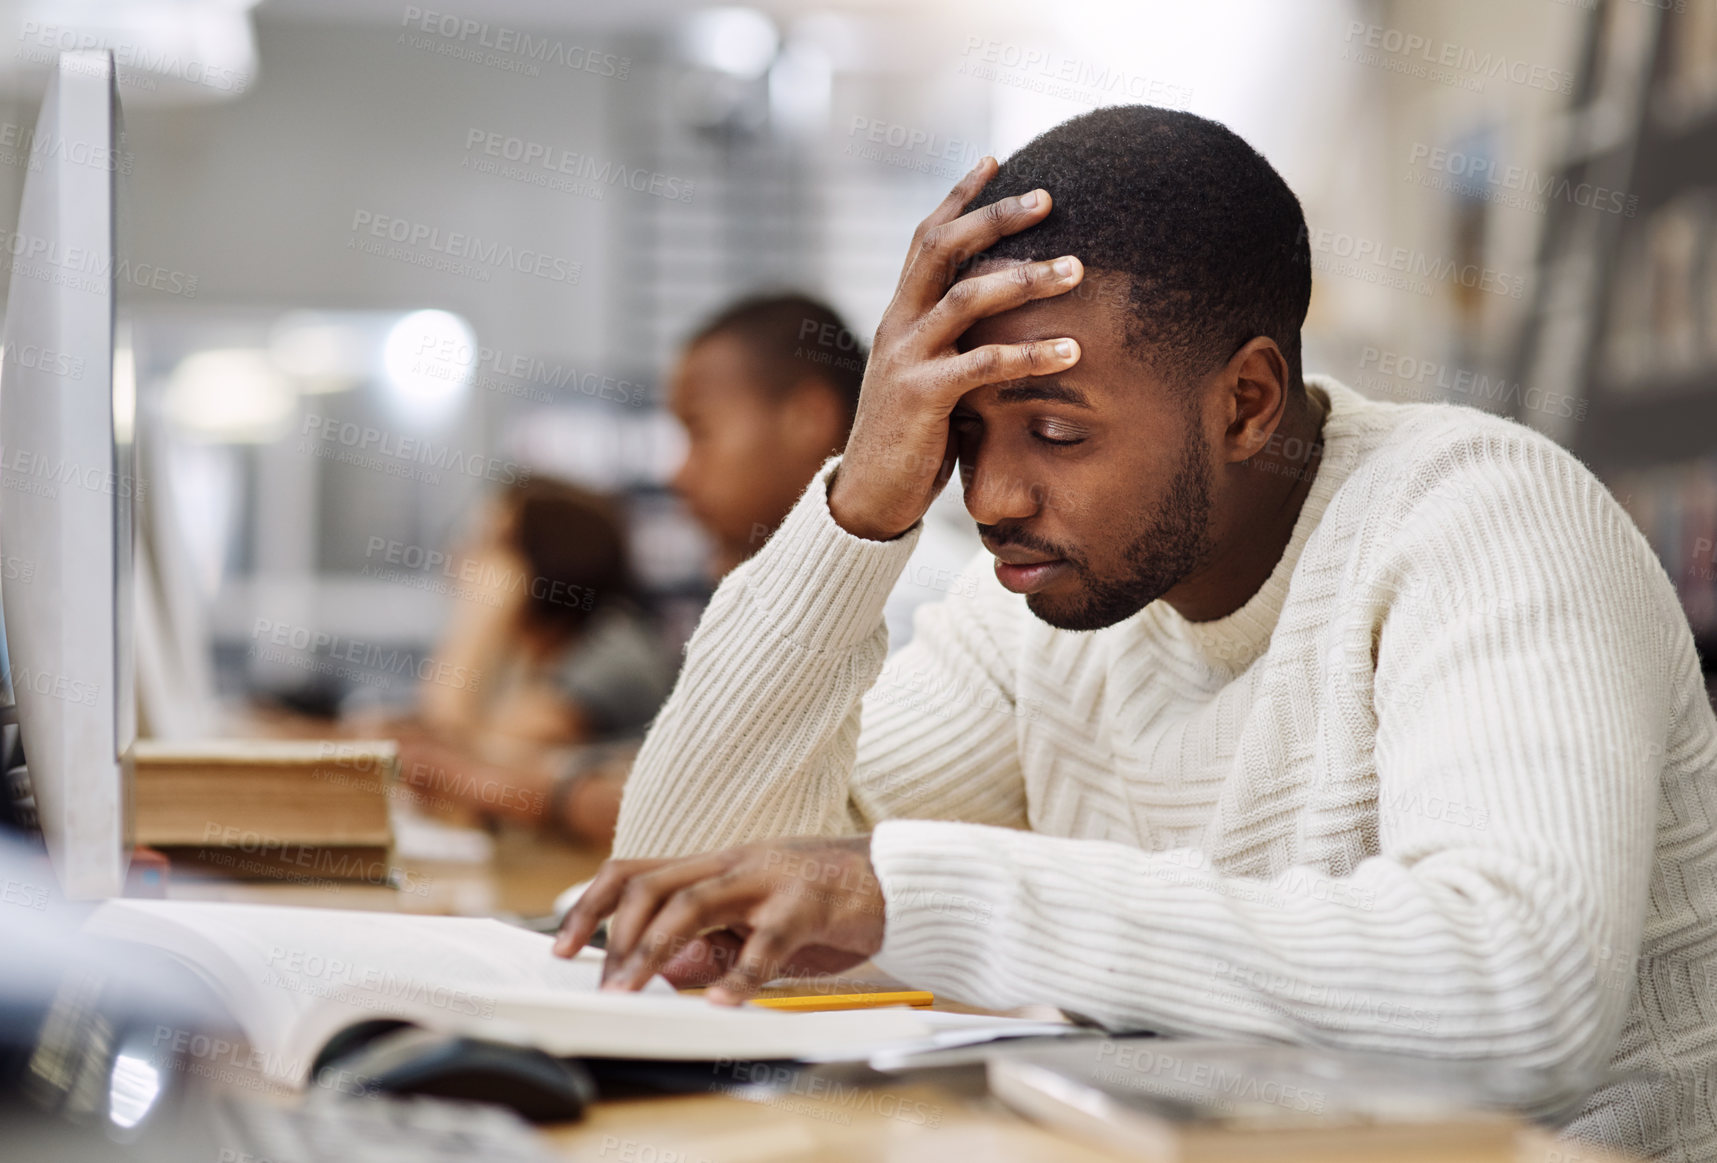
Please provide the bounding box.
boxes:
[971,106,1311,392]
[505,479,635,642]
[687,293,866,422]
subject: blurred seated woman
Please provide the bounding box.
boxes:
[395,479,674,844]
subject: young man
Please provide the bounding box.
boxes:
[668,294,860,579]
[556,107,1717,1161]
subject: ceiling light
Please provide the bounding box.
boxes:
[382,309,475,427]
[682,7,779,80]
[163,347,295,443]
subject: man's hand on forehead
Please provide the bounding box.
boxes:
[825,157,1088,544]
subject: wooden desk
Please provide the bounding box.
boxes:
[538,1093,1629,1163]
[539,1083,1127,1163]
[162,828,1636,1163]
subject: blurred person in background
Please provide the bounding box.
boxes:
[392,479,674,843]
[670,293,982,650]
[417,479,668,746]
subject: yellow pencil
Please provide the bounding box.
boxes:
[747,990,935,1013]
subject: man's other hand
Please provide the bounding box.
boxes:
[552,836,886,1005]
[828,155,1084,542]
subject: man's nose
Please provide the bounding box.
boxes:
[961,455,1040,527]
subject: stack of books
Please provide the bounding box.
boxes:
[132,739,396,884]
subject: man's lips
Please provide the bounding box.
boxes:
[984,542,1071,595]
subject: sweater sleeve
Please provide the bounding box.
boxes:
[612,459,1026,859]
[868,435,1675,1091]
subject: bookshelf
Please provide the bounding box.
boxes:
[1512,0,1717,664]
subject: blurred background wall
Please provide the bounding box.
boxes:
[0,0,1709,718]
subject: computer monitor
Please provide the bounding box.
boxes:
[0,50,133,899]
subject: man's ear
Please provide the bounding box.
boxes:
[777,377,851,458]
[1218,337,1291,466]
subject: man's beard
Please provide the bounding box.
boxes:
[988,439,1214,632]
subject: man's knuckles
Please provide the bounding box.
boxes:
[617,875,658,908]
[916,223,955,259]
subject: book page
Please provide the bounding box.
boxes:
[85,900,1049,1087]
[84,899,627,1081]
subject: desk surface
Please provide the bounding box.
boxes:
[164,828,1635,1163]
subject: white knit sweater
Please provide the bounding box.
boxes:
[614,377,1717,1162]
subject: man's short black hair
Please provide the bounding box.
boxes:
[972,106,1311,392]
[687,293,866,423]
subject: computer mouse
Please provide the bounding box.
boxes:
[316,1026,596,1123]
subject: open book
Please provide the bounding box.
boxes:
[84,900,963,1090]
